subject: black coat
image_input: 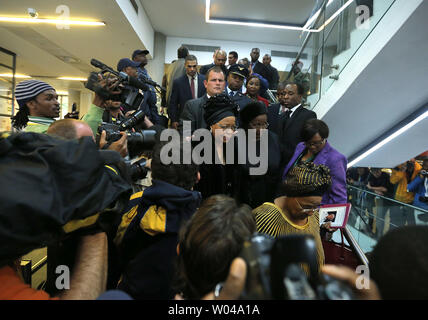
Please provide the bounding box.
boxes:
[168,74,206,122]
[270,104,317,168]
[236,131,282,208]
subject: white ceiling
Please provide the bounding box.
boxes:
[0,0,324,91]
[0,0,147,91]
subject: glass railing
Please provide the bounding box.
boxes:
[346,184,428,254]
[288,0,396,110]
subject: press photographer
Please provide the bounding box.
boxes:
[0,131,133,299]
[407,158,428,211]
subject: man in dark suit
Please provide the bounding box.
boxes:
[250,48,270,84]
[263,54,280,90]
[269,82,317,168]
[225,64,252,113]
[199,49,227,76]
[179,66,226,135]
[168,55,206,129]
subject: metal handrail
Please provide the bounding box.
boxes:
[287,0,329,81]
[343,226,369,267]
[347,184,428,213]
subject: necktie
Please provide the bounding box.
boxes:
[190,77,195,99]
[229,91,235,97]
[284,109,292,119]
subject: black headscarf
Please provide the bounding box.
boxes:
[239,101,267,129]
[203,93,239,128]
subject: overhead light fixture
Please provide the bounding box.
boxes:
[316,0,354,32]
[302,0,334,31]
[347,110,428,168]
[205,0,318,32]
[56,91,69,95]
[0,16,105,26]
[57,77,87,81]
[205,0,352,33]
[0,73,31,79]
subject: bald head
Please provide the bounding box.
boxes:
[47,119,95,141]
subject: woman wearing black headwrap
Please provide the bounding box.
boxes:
[237,101,282,208]
[194,93,240,199]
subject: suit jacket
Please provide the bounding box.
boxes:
[168,74,206,122]
[252,61,270,83]
[199,63,227,76]
[282,141,348,205]
[266,64,279,90]
[275,104,317,166]
[165,58,186,106]
[178,95,209,134]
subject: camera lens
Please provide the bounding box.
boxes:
[120,110,146,131]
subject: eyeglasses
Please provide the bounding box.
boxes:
[218,125,237,131]
[249,122,269,129]
[295,198,319,213]
[305,139,325,147]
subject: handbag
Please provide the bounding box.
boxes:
[321,229,360,269]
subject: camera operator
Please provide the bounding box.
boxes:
[390,159,421,227]
[407,158,428,211]
[0,131,133,299]
[113,139,201,299]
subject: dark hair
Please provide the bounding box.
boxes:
[47,119,79,139]
[151,140,199,191]
[205,66,225,81]
[301,119,329,141]
[239,101,267,130]
[286,81,305,96]
[11,103,31,130]
[229,51,238,59]
[185,54,197,63]
[369,226,428,299]
[277,81,287,91]
[177,46,189,59]
[174,195,255,299]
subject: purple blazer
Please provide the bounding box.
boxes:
[282,141,348,205]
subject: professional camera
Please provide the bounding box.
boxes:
[85,59,150,110]
[239,233,356,300]
[129,157,149,181]
[98,109,157,158]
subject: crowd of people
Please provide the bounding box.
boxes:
[1,45,427,301]
[347,157,428,239]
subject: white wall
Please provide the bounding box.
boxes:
[115,0,155,55]
[165,36,312,73]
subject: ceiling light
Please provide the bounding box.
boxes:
[0,16,105,26]
[57,77,87,81]
[204,0,318,32]
[347,110,428,168]
[0,73,31,79]
[303,0,335,30]
[316,0,354,32]
[56,91,69,95]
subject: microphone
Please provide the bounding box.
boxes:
[125,74,149,91]
[139,77,166,91]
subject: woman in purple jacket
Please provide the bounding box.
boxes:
[282,119,348,205]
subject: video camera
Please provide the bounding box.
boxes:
[98,109,157,159]
[85,58,150,110]
[240,233,356,300]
